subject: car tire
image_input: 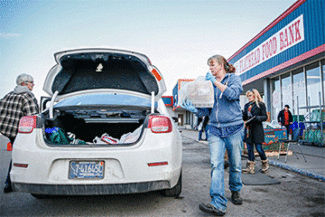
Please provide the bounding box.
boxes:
[161,171,182,197]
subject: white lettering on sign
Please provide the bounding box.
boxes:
[234,14,304,75]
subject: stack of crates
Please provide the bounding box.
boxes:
[292,115,305,122]
[303,129,325,145]
[302,109,325,146]
[310,109,325,122]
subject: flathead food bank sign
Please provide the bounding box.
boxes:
[234,14,304,75]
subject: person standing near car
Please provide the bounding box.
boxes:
[197,116,203,139]
[182,54,244,216]
[0,74,39,193]
[242,89,269,174]
[277,105,293,139]
[198,116,209,141]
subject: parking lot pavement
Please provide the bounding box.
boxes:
[1,131,324,216]
[179,128,325,181]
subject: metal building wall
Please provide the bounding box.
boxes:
[228,0,325,83]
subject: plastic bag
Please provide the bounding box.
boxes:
[178,76,214,108]
[119,126,142,143]
[67,132,87,145]
[45,127,73,144]
[101,133,119,144]
[198,122,203,131]
[93,136,109,144]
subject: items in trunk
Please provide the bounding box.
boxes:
[45,125,142,145]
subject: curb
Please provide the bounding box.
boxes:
[181,132,325,182]
[269,160,325,182]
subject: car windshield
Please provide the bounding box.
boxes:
[54,93,157,108]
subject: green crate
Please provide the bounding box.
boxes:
[293,115,305,122]
[311,109,325,122]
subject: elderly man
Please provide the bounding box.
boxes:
[0,73,39,193]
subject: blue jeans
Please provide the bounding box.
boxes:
[246,143,267,161]
[208,128,244,212]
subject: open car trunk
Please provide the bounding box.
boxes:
[42,106,154,145]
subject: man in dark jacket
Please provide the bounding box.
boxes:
[0,74,39,193]
[277,105,293,139]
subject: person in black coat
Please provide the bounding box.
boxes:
[242,89,268,174]
[277,105,293,139]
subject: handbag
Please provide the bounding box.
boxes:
[243,127,251,143]
[198,122,203,131]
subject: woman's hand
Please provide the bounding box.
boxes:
[181,99,198,114]
[205,72,216,85]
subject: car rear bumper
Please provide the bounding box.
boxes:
[12,180,170,195]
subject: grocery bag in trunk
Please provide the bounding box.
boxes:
[45,127,73,144]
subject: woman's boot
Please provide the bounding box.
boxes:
[261,159,269,173]
[242,161,255,174]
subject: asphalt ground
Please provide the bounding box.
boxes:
[1,132,324,216]
[180,128,325,181]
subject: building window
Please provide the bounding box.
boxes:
[271,77,281,121]
[281,73,292,111]
[292,67,306,115]
[322,60,325,105]
[306,62,321,107]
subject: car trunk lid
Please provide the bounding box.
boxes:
[43,48,166,101]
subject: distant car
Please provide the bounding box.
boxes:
[11,48,182,198]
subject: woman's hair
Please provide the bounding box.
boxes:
[16,73,34,85]
[207,55,236,73]
[246,89,263,107]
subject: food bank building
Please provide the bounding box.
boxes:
[228,0,324,121]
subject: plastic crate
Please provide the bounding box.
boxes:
[293,115,305,122]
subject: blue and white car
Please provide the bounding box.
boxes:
[11,48,182,198]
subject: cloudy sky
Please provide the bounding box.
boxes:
[1,0,296,100]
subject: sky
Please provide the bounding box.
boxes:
[0,0,297,101]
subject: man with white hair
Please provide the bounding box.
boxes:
[0,73,39,193]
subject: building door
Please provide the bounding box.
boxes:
[178,114,184,126]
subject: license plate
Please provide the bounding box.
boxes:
[69,161,104,179]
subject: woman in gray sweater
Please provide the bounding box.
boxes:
[182,54,244,216]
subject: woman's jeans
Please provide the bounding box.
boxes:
[246,143,267,161]
[208,128,244,212]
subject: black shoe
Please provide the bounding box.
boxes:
[224,161,229,169]
[231,191,243,205]
[199,203,226,216]
[4,184,13,194]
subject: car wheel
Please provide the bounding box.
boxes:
[161,171,182,197]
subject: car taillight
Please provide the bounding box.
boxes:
[18,116,37,133]
[148,115,172,133]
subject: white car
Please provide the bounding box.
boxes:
[11,48,182,198]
